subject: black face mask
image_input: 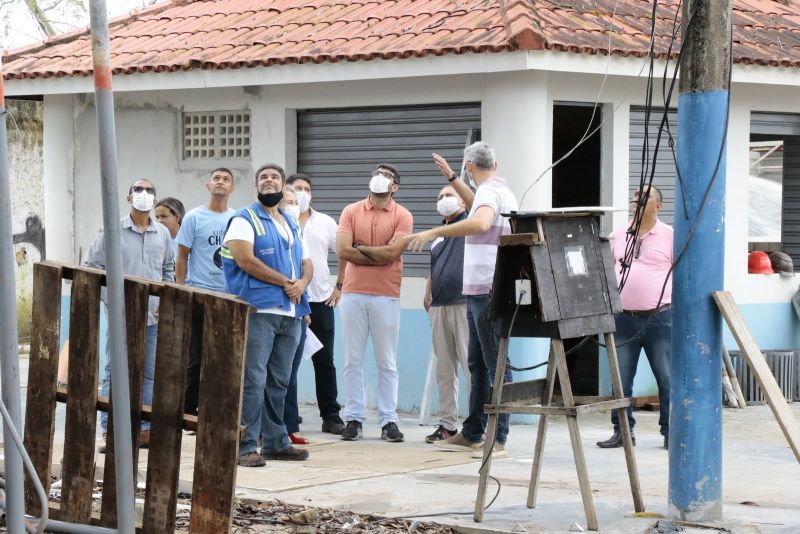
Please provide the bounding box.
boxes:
[258,191,283,207]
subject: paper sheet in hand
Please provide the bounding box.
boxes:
[303,329,323,360]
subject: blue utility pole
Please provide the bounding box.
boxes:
[670,0,731,521]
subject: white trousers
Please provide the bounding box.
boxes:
[340,293,401,427]
[428,303,470,431]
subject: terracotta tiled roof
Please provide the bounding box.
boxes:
[3,0,800,81]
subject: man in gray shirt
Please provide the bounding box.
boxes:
[84,178,175,451]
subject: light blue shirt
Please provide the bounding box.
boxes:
[83,214,175,326]
[176,205,235,291]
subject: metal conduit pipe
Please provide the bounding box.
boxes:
[88,1,136,531]
[0,397,48,534]
[0,55,27,534]
[0,500,117,534]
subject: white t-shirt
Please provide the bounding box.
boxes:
[302,210,339,302]
[224,214,311,316]
[463,176,518,295]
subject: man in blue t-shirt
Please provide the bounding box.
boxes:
[176,167,236,416]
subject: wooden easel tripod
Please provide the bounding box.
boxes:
[474,332,644,530]
[475,212,646,530]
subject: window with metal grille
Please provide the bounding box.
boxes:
[182,111,251,160]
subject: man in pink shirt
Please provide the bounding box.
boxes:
[336,163,413,443]
[598,186,673,450]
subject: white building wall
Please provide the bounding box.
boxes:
[48,64,800,307]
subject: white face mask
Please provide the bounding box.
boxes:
[131,191,155,212]
[283,206,301,220]
[437,196,461,217]
[369,175,392,194]
[295,191,311,213]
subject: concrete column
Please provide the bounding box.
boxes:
[43,94,75,261]
[482,71,550,211]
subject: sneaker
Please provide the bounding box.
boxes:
[596,430,636,449]
[433,431,483,452]
[425,425,456,444]
[321,416,346,435]
[238,451,266,467]
[261,446,309,461]
[471,441,508,459]
[341,420,362,441]
[381,422,404,443]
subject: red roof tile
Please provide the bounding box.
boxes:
[3,0,800,81]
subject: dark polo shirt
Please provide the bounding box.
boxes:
[430,211,468,307]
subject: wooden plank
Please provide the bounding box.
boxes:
[495,379,546,404]
[531,243,561,322]
[189,297,250,533]
[101,278,151,525]
[605,332,644,513]
[722,344,747,409]
[60,269,102,524]
[37,260,254,310]
[143,285,193,534]
[575,398,630,414]
[500,233,539,246]
[599,238,623,314]
[527,344,556,508]
[56,389,200,430]
[553,339,598,531]
[23,263,63,515]
[556,313,616,340]
[714,291,800,463]
[485,404,576,416]
[474,337,511,522]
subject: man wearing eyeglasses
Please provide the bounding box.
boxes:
[84,178,176,452]
[598,185,673,450]
[336,163,413,443]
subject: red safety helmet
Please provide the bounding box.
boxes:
[748,251,774,274]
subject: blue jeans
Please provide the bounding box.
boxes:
[100,324,157,432]
[611,307,672,435]
[240,312,301,455]
[462,294,512,444]
[283,321,306,434]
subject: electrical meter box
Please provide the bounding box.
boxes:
[488,211,622,340]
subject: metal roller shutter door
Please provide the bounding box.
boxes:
[629,107,678,225]
[297,103,482,277]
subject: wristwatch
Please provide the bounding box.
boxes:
[335,282,343,290]
[448,171,457,183]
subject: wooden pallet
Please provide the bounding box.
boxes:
[23,261,251,532]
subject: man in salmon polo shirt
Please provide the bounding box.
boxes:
[336,163,413,443]
[597,185,673,450]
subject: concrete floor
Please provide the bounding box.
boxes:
[211,403,800,533]
[9,356,800,533]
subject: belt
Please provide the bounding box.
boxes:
[622,304,671,317]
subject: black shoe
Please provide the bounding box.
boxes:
[425,425,456,444]
[341,420,362,441]
[261,446,309,461]
[596,431,635,448]
[663,434,669,450]
[381,422,404,443]
[322,416,346,435]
